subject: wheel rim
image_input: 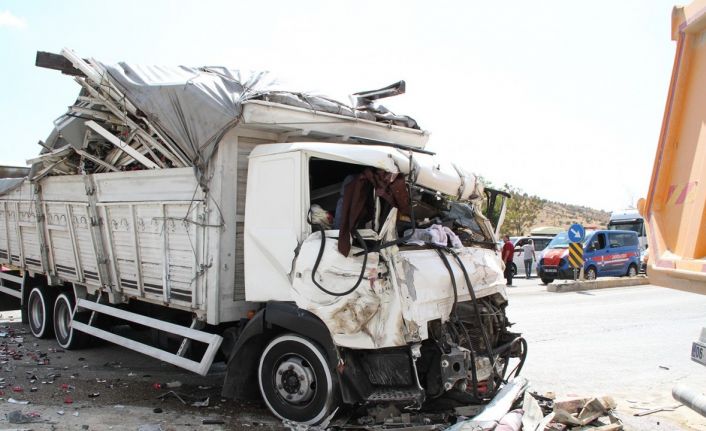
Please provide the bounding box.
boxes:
[629,266,637,277]
[273,354,316,405]
[28,291,44,334]
[55,297,72,342]
[587,269,596,280]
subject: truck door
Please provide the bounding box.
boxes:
[243,151,303,302]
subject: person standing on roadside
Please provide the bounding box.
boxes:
[522,239,536,279]
[501,235,515,286]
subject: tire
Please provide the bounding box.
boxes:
[627,264,638,277]
[258,334,339,425]
[510,263,517,277]
[27,286,55,339]
[586,267,597,280]
[541,277,554,285]
[53,292,88,350]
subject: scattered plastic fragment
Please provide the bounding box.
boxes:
[192,397,210,407]
[153,407,163,413]
[157,391,186,404]
[57,410,65,415]
[64,396,73,404]
[7,398,30,404]
[88,392,100,398]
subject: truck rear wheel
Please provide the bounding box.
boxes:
[27,286,54,338]
[53,292,88,350]
[258,334,339,425]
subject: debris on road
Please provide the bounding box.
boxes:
[157,390,187,405]
[191,397,209,407]
[632,404,682,416]
[7,410,45,424]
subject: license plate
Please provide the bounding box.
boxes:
[544,268,557,273]
[692,341,706,365]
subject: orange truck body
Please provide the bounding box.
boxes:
[639,0,706,294]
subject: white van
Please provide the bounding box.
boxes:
[509,236,551,277]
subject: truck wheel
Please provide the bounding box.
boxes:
[53,293,88,350]
[627,264,638,277]
[540,277,554,285]
[586,267,597,280]
[27,286,54,338]
[258,334,339,425]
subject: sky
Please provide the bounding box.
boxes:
[0,0,679,211]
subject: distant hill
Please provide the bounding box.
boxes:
[530,200,611,233]
[481,178,612,236]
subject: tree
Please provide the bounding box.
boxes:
[500,184,545,236]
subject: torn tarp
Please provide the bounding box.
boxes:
[0,178,25,196]
[36,51,421,188]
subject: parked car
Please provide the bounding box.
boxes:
[537,230,640,284]
[508,236,551,277]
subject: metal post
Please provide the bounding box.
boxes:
[673,384,706,417]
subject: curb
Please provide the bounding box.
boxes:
[546,276,650,293]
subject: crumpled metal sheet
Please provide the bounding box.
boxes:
[102,63,420,178]
[291,226,506,349]
[292,230,405,349]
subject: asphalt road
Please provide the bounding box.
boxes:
[507,277,706,430]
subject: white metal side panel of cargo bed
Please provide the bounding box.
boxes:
[5,203,22,266]
[17,201,42,272]
[44,202,80,282]
[93,168,207,315]
[0,202,10,263]
[0,183,33,267]
[69,204,102,287]
[244,151,302,302]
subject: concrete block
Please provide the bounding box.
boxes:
[547,276,649,293]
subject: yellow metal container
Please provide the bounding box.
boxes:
[639,0,706,293]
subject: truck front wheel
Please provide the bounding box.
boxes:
[258,334,339,425]
[27,286,54,338]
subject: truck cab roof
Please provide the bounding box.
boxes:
[249,141,483,201]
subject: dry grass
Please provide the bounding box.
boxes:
[530,201,610,234]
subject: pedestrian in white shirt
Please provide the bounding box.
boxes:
[522,240,536,279]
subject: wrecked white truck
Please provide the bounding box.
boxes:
[0,49,525,424]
